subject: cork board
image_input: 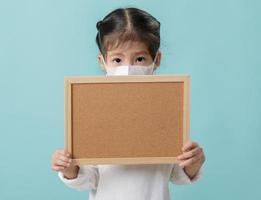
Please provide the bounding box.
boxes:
[64,75,190,165]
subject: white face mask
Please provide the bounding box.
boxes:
[101,53,158,76]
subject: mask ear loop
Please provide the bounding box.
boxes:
[101,55,108,75]
[152,51,159,75]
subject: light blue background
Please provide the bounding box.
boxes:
[0,0,260,199]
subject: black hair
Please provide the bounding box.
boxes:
[95,7,160,60]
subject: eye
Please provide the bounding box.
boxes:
[136,56,146,63]
[112,58,121,63]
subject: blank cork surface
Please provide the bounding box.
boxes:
[71,81,184,159]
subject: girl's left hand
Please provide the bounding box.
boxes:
[177,141,205,168]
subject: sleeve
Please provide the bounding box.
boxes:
[169,163,203,185]
[58,165,99,191]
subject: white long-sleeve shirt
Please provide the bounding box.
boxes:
[58,163,203,200]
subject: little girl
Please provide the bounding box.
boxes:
[51,7,205,200]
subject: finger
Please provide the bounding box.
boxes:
[179,157,199,168]
[56,159,71,167]
[56,149,66,154]
[53,152,70,163]
[179,153,202,167]
[177,147,202,160]
[182,141,199,152]
[57,150,71,157]
[52,165,66,171]
[59,155,72,163]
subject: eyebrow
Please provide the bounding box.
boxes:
[108,53,124,57]
[108,50,149,57]
[134,50,149,55]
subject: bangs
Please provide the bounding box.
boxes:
[95,8,160,59]
[102,31,145,53]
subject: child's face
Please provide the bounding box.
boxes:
[98,40,161,72]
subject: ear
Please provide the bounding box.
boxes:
[98,53,106,72]
[155,50,162,69]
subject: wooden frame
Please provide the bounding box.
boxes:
[64,75,190,165]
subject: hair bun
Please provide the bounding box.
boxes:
[96,20,103,30]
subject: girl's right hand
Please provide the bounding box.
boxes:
[51,149,72,171]
[51,149,79,179]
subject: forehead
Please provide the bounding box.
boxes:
[106,41,150,57]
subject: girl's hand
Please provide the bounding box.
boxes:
[177,141,205,168]
[51,149,79,179]
[51,149,72,172]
